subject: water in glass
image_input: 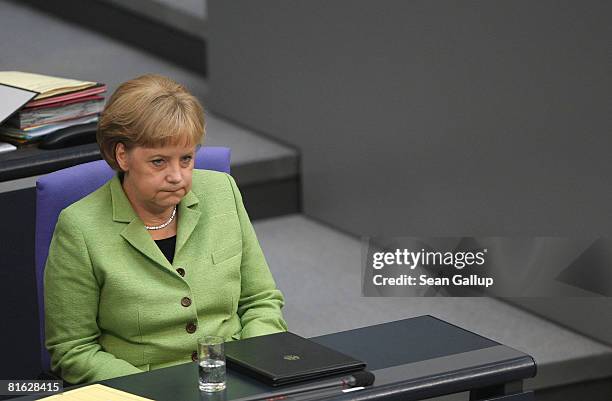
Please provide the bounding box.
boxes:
[199,358,226,392]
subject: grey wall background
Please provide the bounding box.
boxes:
[208,0,611,237]
[207,0,612,345]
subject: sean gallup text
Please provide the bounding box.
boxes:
[373,274,494,288]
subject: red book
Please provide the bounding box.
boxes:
[24,95,104,110]
[24,84,106,108]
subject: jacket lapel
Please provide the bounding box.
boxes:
[175,190,201,257]
[110,175,172,270]
[121,220,172,269]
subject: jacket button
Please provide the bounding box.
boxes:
[192,351,198,362]
[176,268,185,277]
[186,322,197,334]
[181,297,192,307]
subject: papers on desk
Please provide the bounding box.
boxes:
[0,71,97,100]
[0,115,99,142]
[7,95,104,129]
[0,71,106,145]
[39,384,154,401]
[25,84,106,108]
[0,83,38,126]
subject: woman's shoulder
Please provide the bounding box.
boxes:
[58,179,113,228]
[190,170,240,207]
[191,169,235,193]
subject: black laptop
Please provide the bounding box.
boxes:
[225,332,366,386]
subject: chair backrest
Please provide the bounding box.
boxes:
[34,146,230,372]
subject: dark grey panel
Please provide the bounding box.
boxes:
[98,0,207,39]
[240,177,301,220]
[311,316,500,371]
[0,189,40,382]
[370,345,529,386]
[208,0,612,237]
[208,0,612,348]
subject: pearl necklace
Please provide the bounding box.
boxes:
[144,207,177,230]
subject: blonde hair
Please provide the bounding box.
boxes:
[97,74,205,171]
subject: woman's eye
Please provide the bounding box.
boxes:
[151,159,164,166]
[181,156,193,163]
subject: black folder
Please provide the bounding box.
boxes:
[225,332,366,386]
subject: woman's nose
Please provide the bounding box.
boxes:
[166,162,183,183]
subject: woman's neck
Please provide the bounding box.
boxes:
[121,177,178,231]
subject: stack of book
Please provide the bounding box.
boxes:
[0,71,105,145]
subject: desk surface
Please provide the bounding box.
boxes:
[9,315,536,401]
[0,142,100,182]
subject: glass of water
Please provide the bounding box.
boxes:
[198,335,226,392]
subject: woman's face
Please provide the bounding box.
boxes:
[116,142,196,212]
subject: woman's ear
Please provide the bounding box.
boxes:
[115,142,129,172]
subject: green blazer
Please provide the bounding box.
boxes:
[44,170,288,384]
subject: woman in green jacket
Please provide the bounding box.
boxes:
[44,74,288,384]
